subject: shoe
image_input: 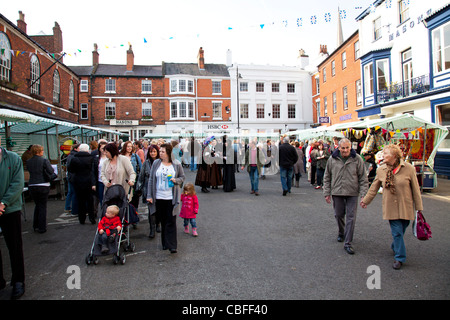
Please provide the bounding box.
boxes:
[184,225,190,234]
[250,190,255,194]
[344,246,355,255]
[315,185,321,189]
[282,190,288,196]
[169,248,177,254]
[101,245,109,254]
[156,224,161,233]
[393,261,402,270]
[192,228,198,237]
[11,282,25,300]
[254,192,259,196]
[337,235,344,242]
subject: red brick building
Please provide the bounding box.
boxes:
[315,30,362,126]
[0,11,79,123]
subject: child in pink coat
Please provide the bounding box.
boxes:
[179,183,199,236]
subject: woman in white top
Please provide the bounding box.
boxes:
[147,143,185,253]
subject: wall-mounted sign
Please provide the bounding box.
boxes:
[319,117,330,123]
[110,119,139,126]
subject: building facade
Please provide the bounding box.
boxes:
[0,11,79,124]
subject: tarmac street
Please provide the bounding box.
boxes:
[1,169,449,301]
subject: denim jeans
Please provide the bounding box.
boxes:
[248,166,259,192]
[280,166,293,192]
[65,181,77,213]
[190,156,198,171]
[389,219,410,263]
[184,218,197,228]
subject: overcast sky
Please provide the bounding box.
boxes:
[3,0,374,67]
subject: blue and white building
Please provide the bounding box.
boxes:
[356,0,450,177]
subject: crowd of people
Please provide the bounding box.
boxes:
[0,132,424,299]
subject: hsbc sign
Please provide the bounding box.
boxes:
[207,124,229,130]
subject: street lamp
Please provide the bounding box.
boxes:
[236,65,242,134]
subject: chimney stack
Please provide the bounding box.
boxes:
[92,43,99,66]
[297,49,309,69]
[53,21,63,61]
[197,47,205,70]
[319,45,328,55]
[17,11,27,33]
[126,44,134,71]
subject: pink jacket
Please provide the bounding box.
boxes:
[179,194,199,219]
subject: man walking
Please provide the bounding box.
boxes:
[278,137,298,196]
[0,145,26,299]
[323,138,368,254]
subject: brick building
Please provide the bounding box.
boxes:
[0,11,79,123]
[315,30,362,126]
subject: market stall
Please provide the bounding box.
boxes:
[289,125,345,141]
[332,114,449,190]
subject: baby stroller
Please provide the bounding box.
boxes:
[85,184,138,265]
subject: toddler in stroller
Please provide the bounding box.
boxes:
[98,205,122,254]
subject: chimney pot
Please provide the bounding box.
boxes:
[197,47,205,70]
[17,11,27,33]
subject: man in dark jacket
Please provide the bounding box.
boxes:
[0,146,26,299]
[278,137,299,196]
[68,144,96,224]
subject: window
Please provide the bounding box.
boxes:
[287,83,295,93]
[342,51,347,69]
[105,79,116,93]
[240,82,248,92]
[30,54,40,95]
[399,0,410,24]
[343,86,348,110]
[272,83,280,92]
[142,102,152,117]
[0,32,11,82]
[432,22,450,74]
[324,97,328,116]
[53,70,60,103]
[364,63,374,96]
[354,41,360,60]
[80,103,88,119]
[170,79,194,93]
[212,81,222,94]
[69,80,74,109]
[256,82,264,92]
[402,48,413,95]
[333,92,337,113]
[316,100,321,117]
[376,59,390,91]
[212,102,222,118]
[288,104,296,119]
[141,80,152,93]
[272,104,280,118]
[373,17,382,41]
[315,78,320,94]
[240,104,249,118]
[356,80,362,105]
[331,61,336,76]
[105,102,116,118]
[323,68,327,83]
[170,101,195,119]
[256,104,265,118]
[80,80,88,92]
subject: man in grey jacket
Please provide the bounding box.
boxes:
[323,138,368,255]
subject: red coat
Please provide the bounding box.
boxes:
[179,194,199,219]
[98,215,122,236]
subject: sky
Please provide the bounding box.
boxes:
[2,0,375,67]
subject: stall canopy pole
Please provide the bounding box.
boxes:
[421,123,427,193]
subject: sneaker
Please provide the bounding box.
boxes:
[192,228,198,237]
[184,225,190,234]
[315,185,321,189]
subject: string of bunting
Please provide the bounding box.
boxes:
[340,126,425,140]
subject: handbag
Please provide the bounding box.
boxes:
[412,211,432,241]
[43,160,57,182]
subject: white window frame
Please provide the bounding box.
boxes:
[399,0,410,24]
[212,101,222,119]
[343,86,348,111]
[240,104,249,118]
[53,70,60,103]
[212,81,222,95]
[288,104,296,119]
[170,78,195,94]
[0,32,11,82]
[105,102,116,118]
[80,79,88,92]
[332,92,337,114]
[354,41,360,60]
[80,103,88,119]
[105,78,116,93]
[69,80,74,109]
[432,21,450,74]
[356,79,362,105]
[331,60,336,76]
[324,96,328,116]
[287,83,295,93]
[141,80,152,94]
[240,82,248,92]
[376,59,390,92]
[373,17,382,41]
[170,100,195,120]
[364,63,374,96]
[342,51,347,69]
[272,83,280,93]
[142,102,152,117]
[256,104,265,118]
[256,82,265,92]
[30,54,40,95]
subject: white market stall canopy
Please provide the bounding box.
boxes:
[0,108,125,138]
[289,125,345,140]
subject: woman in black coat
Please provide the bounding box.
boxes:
[27,145,57,233]
[68,144,96,224]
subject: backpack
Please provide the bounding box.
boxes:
[412,211,432,241]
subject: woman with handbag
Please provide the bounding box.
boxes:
[120,141,142,212]
[26,144,57,233]
[360,144,423,270]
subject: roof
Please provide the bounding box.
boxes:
[163,62,230,77]
[69,64,163,77]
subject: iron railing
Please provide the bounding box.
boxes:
[377,74,430,103]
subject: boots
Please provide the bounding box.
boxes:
[148,215,156,238]
[295,181,299,188]
[184,225,190,234]
[192,228,198,237]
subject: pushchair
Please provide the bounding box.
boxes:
[85,184,138,265]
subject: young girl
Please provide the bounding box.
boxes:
[98,205,122,253]
[179,183,199,236]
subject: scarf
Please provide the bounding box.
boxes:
[385,159,400,194]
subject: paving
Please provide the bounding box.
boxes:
[1,169,449,301]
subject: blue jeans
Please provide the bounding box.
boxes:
[65,181,78,214]
[280,166,293,192]
[184,218,197,228]
[190,156,197,171]
[248,166,259,192]
[389,219,410,263]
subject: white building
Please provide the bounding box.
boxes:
[356,0,450,176]
[228,61,313,136]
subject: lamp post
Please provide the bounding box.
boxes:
[236,65,241,134]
